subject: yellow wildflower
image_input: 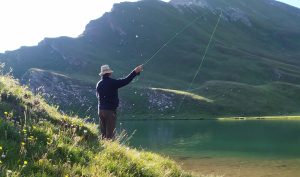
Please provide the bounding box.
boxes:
[23,161,28,165]
[4,112,8,115]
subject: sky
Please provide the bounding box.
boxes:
[0,0,143,53]
[277,0,300,8]
[0,0,299,53]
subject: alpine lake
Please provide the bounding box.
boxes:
[117,118,300,177]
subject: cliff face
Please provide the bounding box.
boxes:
[21,68,95,115]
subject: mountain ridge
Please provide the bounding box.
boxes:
[1,0,300,118]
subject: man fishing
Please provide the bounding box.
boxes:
[96,64,143,139]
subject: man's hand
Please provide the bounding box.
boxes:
[134,65,143,74]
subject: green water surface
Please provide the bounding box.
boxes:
[118,120,300,159]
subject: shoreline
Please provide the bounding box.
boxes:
[172,155,300,177]
[119,115,300,121]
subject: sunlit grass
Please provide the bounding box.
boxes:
[150,87,214,103]
[218,115,300,120]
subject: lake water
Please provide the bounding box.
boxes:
[118,120,300,177]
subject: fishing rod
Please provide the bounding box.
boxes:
[177,11,223,112]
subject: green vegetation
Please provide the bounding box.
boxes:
[0,75,190,176]
[118,80,300,119]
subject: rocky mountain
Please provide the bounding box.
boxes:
[21,68,95,116]
[1,0,300,118]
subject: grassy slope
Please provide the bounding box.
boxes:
[0,75,190,177]
[117,80,300,119]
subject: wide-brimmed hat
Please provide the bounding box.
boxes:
[99,65,113,76]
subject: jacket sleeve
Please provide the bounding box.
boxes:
[113,70,138,89]
[96,83,99,98]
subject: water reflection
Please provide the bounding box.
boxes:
[118,120,300,158]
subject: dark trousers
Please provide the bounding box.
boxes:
[99,109,117,139]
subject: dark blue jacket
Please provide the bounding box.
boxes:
[96,71,138,110]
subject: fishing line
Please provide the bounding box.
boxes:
[132,12,209,84]
[143,12,210,66]
[135,12,212,86]
[177,11,223,112]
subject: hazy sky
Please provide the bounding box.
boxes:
[0,0,299,53]
[277,0,300,8]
